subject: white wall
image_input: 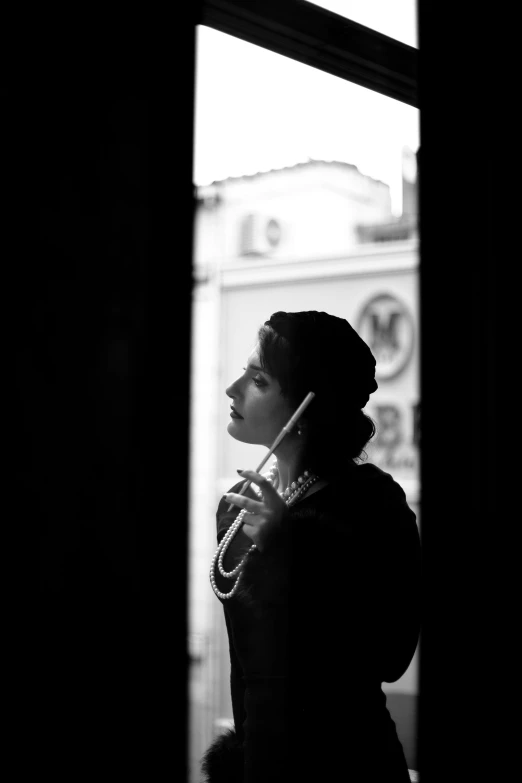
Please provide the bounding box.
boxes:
[197,161,392,266]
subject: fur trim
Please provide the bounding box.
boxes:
[200,727,244,783]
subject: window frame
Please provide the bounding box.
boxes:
[198,0,418,107]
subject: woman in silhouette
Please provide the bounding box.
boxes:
[202,310,421,783]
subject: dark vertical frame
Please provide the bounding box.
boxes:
[417,6,500,782]
[11,11,198,781]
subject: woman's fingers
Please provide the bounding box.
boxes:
[237,470,281,505]
[232,470,287,553]
[223,492,263,515]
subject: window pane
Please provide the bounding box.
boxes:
[304,0,417,48]
[190,24,420,782]
[194,26,419,214]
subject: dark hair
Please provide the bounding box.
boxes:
[258,323,376,479]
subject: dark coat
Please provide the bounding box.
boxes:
[202,463,421,783]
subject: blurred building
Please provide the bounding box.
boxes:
[189,151,420,780]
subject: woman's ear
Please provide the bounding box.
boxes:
[296,419,308,436]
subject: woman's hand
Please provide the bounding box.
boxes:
[223,470,288,553]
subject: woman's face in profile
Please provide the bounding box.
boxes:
[226,344,295,447]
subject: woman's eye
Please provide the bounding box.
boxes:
[241,367,266,388]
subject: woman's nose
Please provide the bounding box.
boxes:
[226,381,237,399]
[226,376,241,399]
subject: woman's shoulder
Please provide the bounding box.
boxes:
[321,462,407,502]
[347,464,418,539]
[353,461,406,494]
[305,462,416,535]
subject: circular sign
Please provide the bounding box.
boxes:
[356,293,414,381]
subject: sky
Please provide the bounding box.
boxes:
[194,2,419,215]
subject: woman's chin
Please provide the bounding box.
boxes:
[227,419,246,440]
[227,420,257,444]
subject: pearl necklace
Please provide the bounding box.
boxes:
[209,467,319,600]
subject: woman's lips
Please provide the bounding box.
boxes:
[230,407,243,419]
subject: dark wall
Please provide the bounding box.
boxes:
[33,78,146,604]
[417,5,506,783]
[9,20,196,780]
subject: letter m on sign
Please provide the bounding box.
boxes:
[370,310,401,363]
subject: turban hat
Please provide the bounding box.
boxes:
[264,311,378,410]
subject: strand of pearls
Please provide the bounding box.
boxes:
[210,467,319,600]
[216,463,278,580]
